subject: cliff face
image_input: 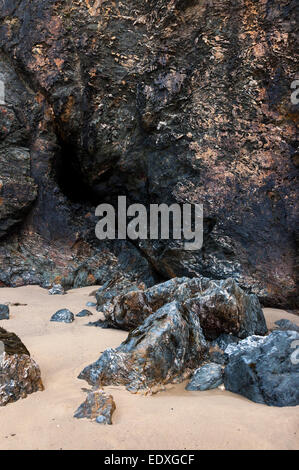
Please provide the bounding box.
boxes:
[0,0,297,307]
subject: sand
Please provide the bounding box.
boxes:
[0,285,298,450]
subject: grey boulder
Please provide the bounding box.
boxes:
[224,330,299,407]
[274,319,299,333]
[0,305,9,320]
[186,363,223,391]
[50,309,74,323]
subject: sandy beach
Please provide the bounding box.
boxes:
[0,285,298,450]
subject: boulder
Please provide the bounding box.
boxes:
[50,309,74,323]
[0,327,43,406]
[100,276,267,340]
[274,319,299,333]
[76,309,93,318]
[0,304,9,320]
[74,390,116,425]
[185,363,223,391]
[79,301,208,393]
[224,331,299,407]
[48,284,65,295]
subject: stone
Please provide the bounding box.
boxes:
[0,304,9,320]
[48,284,65,295]
[185,363,223,391]
[50,309,74,323]
[74,390,116,425]
[79,301,208,393]
[0,327,43,406]
[0,2,297,309]
[100,276,267,340]
[76,309,93,318]
[274,319,299,333]
[224,331,299,407]
[86,302,97,308]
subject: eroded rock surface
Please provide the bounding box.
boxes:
[0,327,43,406]
[79,301,208,393]
[0,0,297,308]
[224,331,299,407]
[98,276,268,340]
[74,390,116,425]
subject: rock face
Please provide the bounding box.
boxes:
[0,304,9,320]
[0,0,297,308]
[79,301,208,393]
[224,331,299,407]
[98,276,268,340]
[50,309,74,324]
[185,363,223,391]
[74,390,116,425]
[0,327,43,406]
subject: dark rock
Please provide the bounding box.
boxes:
[211,334,240,351]
[0,327,43,406]
[96,277,145,311]
[79,301,208,393]
[208,351,228,366]
[186,363,223,391]
[0,326,30,356]
[0,1,296,309]
[274,319,299,333]
[100,276,267,340]
[76,309,93,318]
[0,304,9,320]
[48,284,65,295]
[74,390,116,425]
[86,302,97,308]
[50,309,74,324]
[224,331,299,407]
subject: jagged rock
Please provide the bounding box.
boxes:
[48,284,65,295]
[224,331,299,407]
[76,309,93,318]
[100,276,267,340]
[74,390,116,425]
[274,319,299,333]
[0,304,9,320]
[79,301,208,393]
[50,309,74,324]
[185,363,223,391]
[0,327,43,406]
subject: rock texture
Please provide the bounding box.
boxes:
[0,304,9,320]
[76,309,93,318]
[79,301,208,393]
[50,308,74,323]
[224,331,299,407]
[274,319,299,333]
[74,390,116,425]
[0,327,43,406]
[48,284,65,295]
[0,0,297,308]
[185,363,223,391]
[98,276,268,340]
